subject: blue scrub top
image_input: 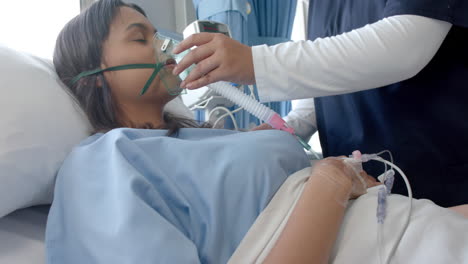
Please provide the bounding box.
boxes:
[308,0,468,206]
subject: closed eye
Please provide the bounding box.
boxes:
[134,39,147,43]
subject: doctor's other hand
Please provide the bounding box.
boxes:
[172,33,255,90]
[250,123,273,131]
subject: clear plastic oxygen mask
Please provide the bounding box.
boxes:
[71,33,190,97]
[140,32,194,96]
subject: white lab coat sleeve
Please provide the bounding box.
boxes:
[252,15,451,102]
[283,98,317,141]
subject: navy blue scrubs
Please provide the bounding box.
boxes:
[308,0,468,206]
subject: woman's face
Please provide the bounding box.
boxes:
[100,6,179,106]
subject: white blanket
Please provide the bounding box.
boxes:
[229,166,468,264]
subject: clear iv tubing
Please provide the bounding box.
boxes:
[206,81,311,150]
[372,157,413,264]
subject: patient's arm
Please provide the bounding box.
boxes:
[263,158,379,264]
[449,205,468,218]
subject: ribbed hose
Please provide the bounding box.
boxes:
[207,81,276,122]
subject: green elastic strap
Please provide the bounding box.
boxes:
[71,63,165,96]
[141,65,161,96]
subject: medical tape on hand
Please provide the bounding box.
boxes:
[311,164,353,208]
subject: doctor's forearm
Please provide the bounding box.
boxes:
[263,172,351,264]
[253,15,451,102]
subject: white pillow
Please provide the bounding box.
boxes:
[0,45,92,217]
[0,45,194,217]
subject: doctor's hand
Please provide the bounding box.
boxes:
[250,123,273,131]
[172,33,256,90]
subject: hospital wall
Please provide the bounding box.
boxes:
[129,0,196,33]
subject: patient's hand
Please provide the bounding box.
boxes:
[449,204,468,218]
[250,123,273,131]
[312,158,380,200]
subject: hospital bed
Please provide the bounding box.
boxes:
[0,206,48,264]
[2,180,468,264]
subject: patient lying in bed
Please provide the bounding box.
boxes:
[46,0,467,263]
[46,127,314,263]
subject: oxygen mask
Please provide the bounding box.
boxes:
[147,32,195,96]
[71,33,192,97]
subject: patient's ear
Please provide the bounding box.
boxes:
[96,75,103,88]
[98,61,108,88]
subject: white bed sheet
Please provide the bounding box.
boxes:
[0,206,48,264]
[229,166,468,263]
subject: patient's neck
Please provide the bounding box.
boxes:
[118,102,166,129]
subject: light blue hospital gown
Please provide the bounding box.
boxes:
[46,128,310,264]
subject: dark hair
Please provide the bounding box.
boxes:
[54,0,208,134]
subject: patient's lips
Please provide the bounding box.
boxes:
[165,58,177,67]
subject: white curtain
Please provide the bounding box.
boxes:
[0,0,79,59]
[291,0,309,41]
